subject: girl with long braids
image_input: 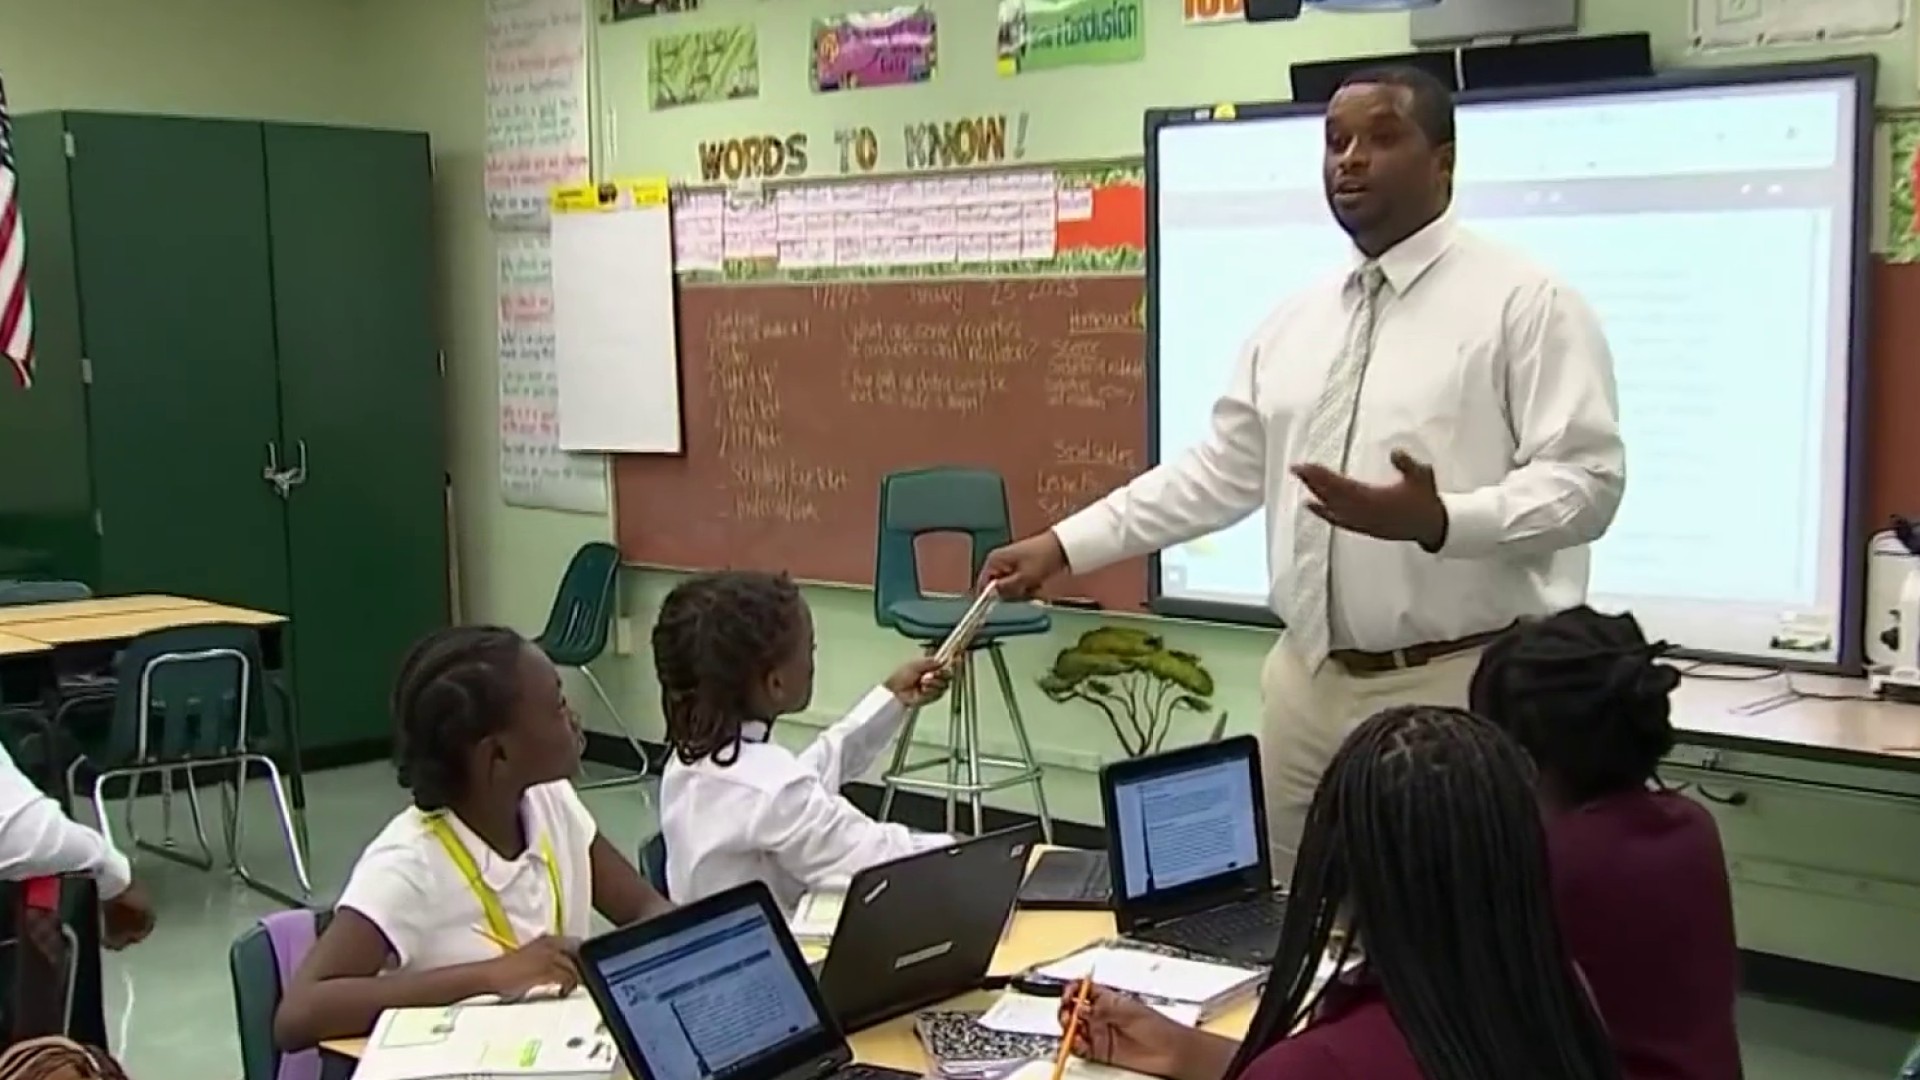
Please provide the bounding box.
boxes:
[1061,705,1622,1080]
[1472,606,1739,1079]
[653,571,953,910]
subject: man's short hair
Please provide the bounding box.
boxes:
[1336,65,1456,148]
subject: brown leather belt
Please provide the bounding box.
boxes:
[1329,624,1511,676]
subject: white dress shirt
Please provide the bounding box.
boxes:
[0,743,131,898]
[662,686,953,912]
[1054,212,1625,653]
[336,780,598,972]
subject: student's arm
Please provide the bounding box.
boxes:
[544,780,672,925]
[0,743,132,897]
[587,834,672,925]
[794,687,910,791]
[759,771,950,892]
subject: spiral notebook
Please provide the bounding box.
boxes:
[352,993,616,1080]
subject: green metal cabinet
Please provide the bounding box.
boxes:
[0,112,449,754]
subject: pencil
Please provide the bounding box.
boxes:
[1053,978,1092,1080]
[472,926,516,953]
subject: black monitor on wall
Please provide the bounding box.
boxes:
[1290,50,1459,104]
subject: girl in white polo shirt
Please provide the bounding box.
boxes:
[273,626,671,1051]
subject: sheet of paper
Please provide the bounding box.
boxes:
[790,890,845,940]
[1033,946,1260,1005]
[1001,1059,1163,1080]
[978,993,1200,1037]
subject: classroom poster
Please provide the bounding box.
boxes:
[611,0,699,20]
[484,0,590,225]
[649,24,760,109]
[497,232,609,514]
[813,7,938,93]
[1888,114,1920,264]
[997,0,1144,77]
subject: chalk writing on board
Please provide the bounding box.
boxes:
[705,308,851,521]
[486,0,590,225]
[498,232,607,512]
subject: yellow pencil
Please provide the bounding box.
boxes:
[1053,978,1092,1080]
[472,926,516,953]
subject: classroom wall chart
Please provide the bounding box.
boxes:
[485,0,592,224]
[498,231,610,513]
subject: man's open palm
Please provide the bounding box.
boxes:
[1293,449,1448,549]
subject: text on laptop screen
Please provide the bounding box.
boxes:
[1113,756,1260,898]
[593,904,823,1080]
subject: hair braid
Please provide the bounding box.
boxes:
[1229,705,1621,1080]
[390,625,529,810]
[652,571,804,766]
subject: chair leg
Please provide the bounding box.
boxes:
[91,772,117,855]
[962,657,985,836]
[575,666,648,791]
[877,703,925,825]
[943,670,964,834]
[158,768,175,849]
[182,765,216,867]
[228,754,312,905]
[990,644,1053,843]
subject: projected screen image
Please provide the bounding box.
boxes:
[1149,74,1862,666]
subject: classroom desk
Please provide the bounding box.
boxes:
[0,593,205,626]
[1671,669,1920,772]
[319,899,1258,1071]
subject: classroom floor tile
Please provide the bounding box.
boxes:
[80,763,1913,1080]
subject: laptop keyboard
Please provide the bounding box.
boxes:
[1141,897,1287,960]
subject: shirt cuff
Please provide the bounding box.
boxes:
[95,847,133,900]
[1050,502,1126,577]
[1436,488,1505,560]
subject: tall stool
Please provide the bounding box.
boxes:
[873,468,1054,841]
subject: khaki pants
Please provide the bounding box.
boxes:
[1258,637,1482,884]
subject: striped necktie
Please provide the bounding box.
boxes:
[1288,263,1388,669]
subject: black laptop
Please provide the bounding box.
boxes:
[1101,735,1286,967]
[579,882,914,1080]
[1015,849,1111,910]
[817,823,1040,1031]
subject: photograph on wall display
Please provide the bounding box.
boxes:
[649,23,760,108]
[812,6,937,93]
[611,0,699,20]
[997,0,1144,77]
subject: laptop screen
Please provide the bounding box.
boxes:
[591,902,828,1080]
[1112,751,1261,899]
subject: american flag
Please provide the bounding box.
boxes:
[0,74,34,389]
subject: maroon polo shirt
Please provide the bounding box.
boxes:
[1239,979,1420,1080]
[1547,789,1742,1080]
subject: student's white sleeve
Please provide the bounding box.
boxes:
[1049,328,1268,575]
[0,744,132,899]
[541,780,601,844]
[336,844,435,967]
[758,776,952,893]
[794,686,910,791]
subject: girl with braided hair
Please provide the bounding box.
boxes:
[653,570,953,910]
[274,626,670,1051]
[1060,705,1622,1080]
[1472,606,1740,1080]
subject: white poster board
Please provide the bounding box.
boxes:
[551,184,684,454]
[1690,0,1906,50]
[498,231,609,513]
[486,0,591,224]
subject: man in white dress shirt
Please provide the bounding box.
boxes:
[984,67,1626,880]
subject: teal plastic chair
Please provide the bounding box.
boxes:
[871,467,1053,841]
[231,908,333,1080]
[639,833,669,899]
[535,542,647,790]
[66,624,311,907]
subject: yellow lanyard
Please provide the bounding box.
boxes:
[425,813,564,950]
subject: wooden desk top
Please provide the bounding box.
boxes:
[0,632,52,658]
[318,896,1254,1069]
[0,594,204,625]
[4,602,286,646]
[1672,670,1920,767]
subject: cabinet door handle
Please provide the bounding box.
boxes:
[263,443,290,498]
[284,440,310,491]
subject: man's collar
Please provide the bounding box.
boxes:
[1350,209,1456,296]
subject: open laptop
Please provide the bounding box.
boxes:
[815,823,1040,1031]
[1101,734,1286,967]
[579,881,915,1080]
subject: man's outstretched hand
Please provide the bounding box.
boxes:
[1292,449,1449,550]
[978,533,1069,599]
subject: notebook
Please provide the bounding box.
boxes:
[353,993,616,1080]
[1028,944,1263,1021]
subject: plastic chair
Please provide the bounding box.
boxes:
[638,833,669,900]
[65,624,311,907]
[871,467,1053,841]
[536,543,648,791]
[0,580,91,606]
[231,908,333,1080]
